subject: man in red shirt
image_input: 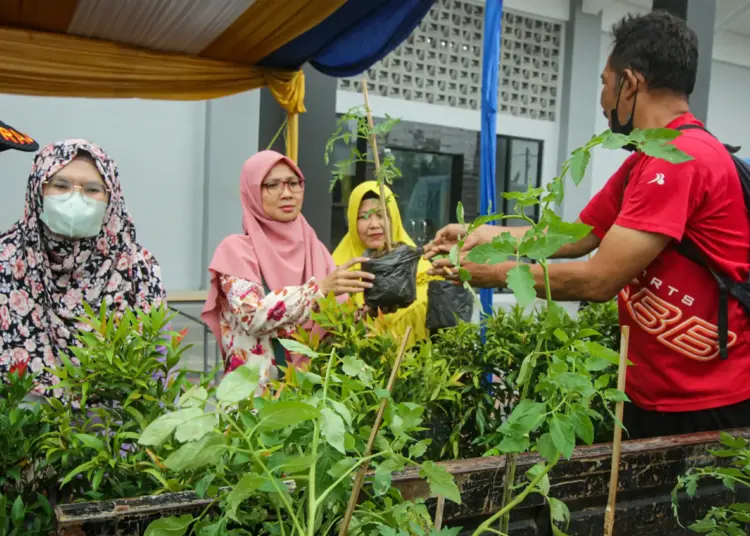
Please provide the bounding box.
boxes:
[425,11,750,439]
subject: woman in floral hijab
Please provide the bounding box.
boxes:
[0,139,166,397]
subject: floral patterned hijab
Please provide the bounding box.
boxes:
[0,139,166,397]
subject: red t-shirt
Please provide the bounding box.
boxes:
[580,113,750,412]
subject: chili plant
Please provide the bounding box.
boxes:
[140,337,461,535]
[0,370,54,536]
[37,303,199,502]
[454,128,693,535]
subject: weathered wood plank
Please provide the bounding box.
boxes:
[55,429,750,535]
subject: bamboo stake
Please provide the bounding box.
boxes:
[434,495,446,530]
[361,75,393,253]
[603,325,630,536]
[338,326,413,536]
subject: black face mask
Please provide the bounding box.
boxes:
[608,79,639,152]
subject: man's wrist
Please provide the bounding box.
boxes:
[492,261,514,288]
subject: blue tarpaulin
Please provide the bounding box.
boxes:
[479,0,503,328]
[260,0,435,77]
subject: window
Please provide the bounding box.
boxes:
[327,117,464,249]
[388,148,462,246]
[496,136,543,224]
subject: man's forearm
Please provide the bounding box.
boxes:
[492,260,615,302]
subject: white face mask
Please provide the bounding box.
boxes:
[40,193,107,239]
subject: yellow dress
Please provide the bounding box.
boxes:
[332,181,436,347]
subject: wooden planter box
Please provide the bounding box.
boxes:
[56,429,750,535]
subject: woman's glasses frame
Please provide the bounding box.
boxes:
[262,178,305,195]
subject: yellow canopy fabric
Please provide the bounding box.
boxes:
[332,181,438,347]
[0,0,347,162]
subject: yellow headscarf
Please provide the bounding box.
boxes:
[332,181,435,346]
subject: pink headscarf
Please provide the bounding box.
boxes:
[201,150,336,348]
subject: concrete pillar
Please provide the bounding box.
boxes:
[557,0,604,223]
[259,65,338,248]
[652,0,716,123]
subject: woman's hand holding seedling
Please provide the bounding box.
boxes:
[319,257,374,296]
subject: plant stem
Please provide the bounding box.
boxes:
[220,410,306,536]
[361,75,393,253]
[308,350,337,536]
[337,327,412,536]
[472,454,560,536]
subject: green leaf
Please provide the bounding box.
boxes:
[11,496,24,523]
[549,497,570,525]
[75,433,106,451]
[526,463,550,495]
[328,457,358,479]
[553,329,569,343]
[320,408,346,454]
[594,374,611,390]
[504,400,547,435]
[409,439,430,459]
[419,461,461,505]
[174,414,215,443]
[641,127,680,141]
[278,338,319,358]
[720,431,747,449]
[498,434,530,454]
[603,389,630,403]
[164,433,226,472]
[568,149,591,186]
[640,141,693,164]
[195,474,215,499]
[516,354,534,388]
[550,415,576,459]
[536,433,559,462]
[569,411,595,445]
[507,265,536,308]
[144,515,194,536]
[226,473,265,521]
[582,341,622,366]
[465,233,516,265]
[583,357,612,372]
[449,244,460,268]
[602,133,630,150]
[456,201,465,225]
[329,399,353,428]
[139,408,204,446]
[342,356,373,383]
[216,365,260,404]
[258,401,321,431]
[373,458,402,496]
[180,386,208,407]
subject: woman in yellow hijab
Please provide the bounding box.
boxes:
[332,181,434,346]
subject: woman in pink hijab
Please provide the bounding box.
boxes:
[202,150,372,386]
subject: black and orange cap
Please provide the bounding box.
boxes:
[0,120,38,153]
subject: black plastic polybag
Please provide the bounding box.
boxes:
[425,280,474,330]
[362,244,421,309]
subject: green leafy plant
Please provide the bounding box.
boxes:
[324,105,402,193]
[37,303,201,502]
[0,370,54,536]
[454,128,693,535]
[672,432,750,535]
[140,335,461,535]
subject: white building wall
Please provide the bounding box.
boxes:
[0,93,261,293]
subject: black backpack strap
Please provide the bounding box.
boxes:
[672,124,745,360]
[674,238,732,360]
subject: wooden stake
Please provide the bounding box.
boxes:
[338,326,413,536]
[361,75,393,253]
[603,325,630,536]
[434,495,446,530]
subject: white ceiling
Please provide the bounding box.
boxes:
[617,0,750,37]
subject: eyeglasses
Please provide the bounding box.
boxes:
[44,177,109,202]
[262,178,305,195]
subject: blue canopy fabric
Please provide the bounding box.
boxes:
[479,0,503,325]
[260,0,436,78]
